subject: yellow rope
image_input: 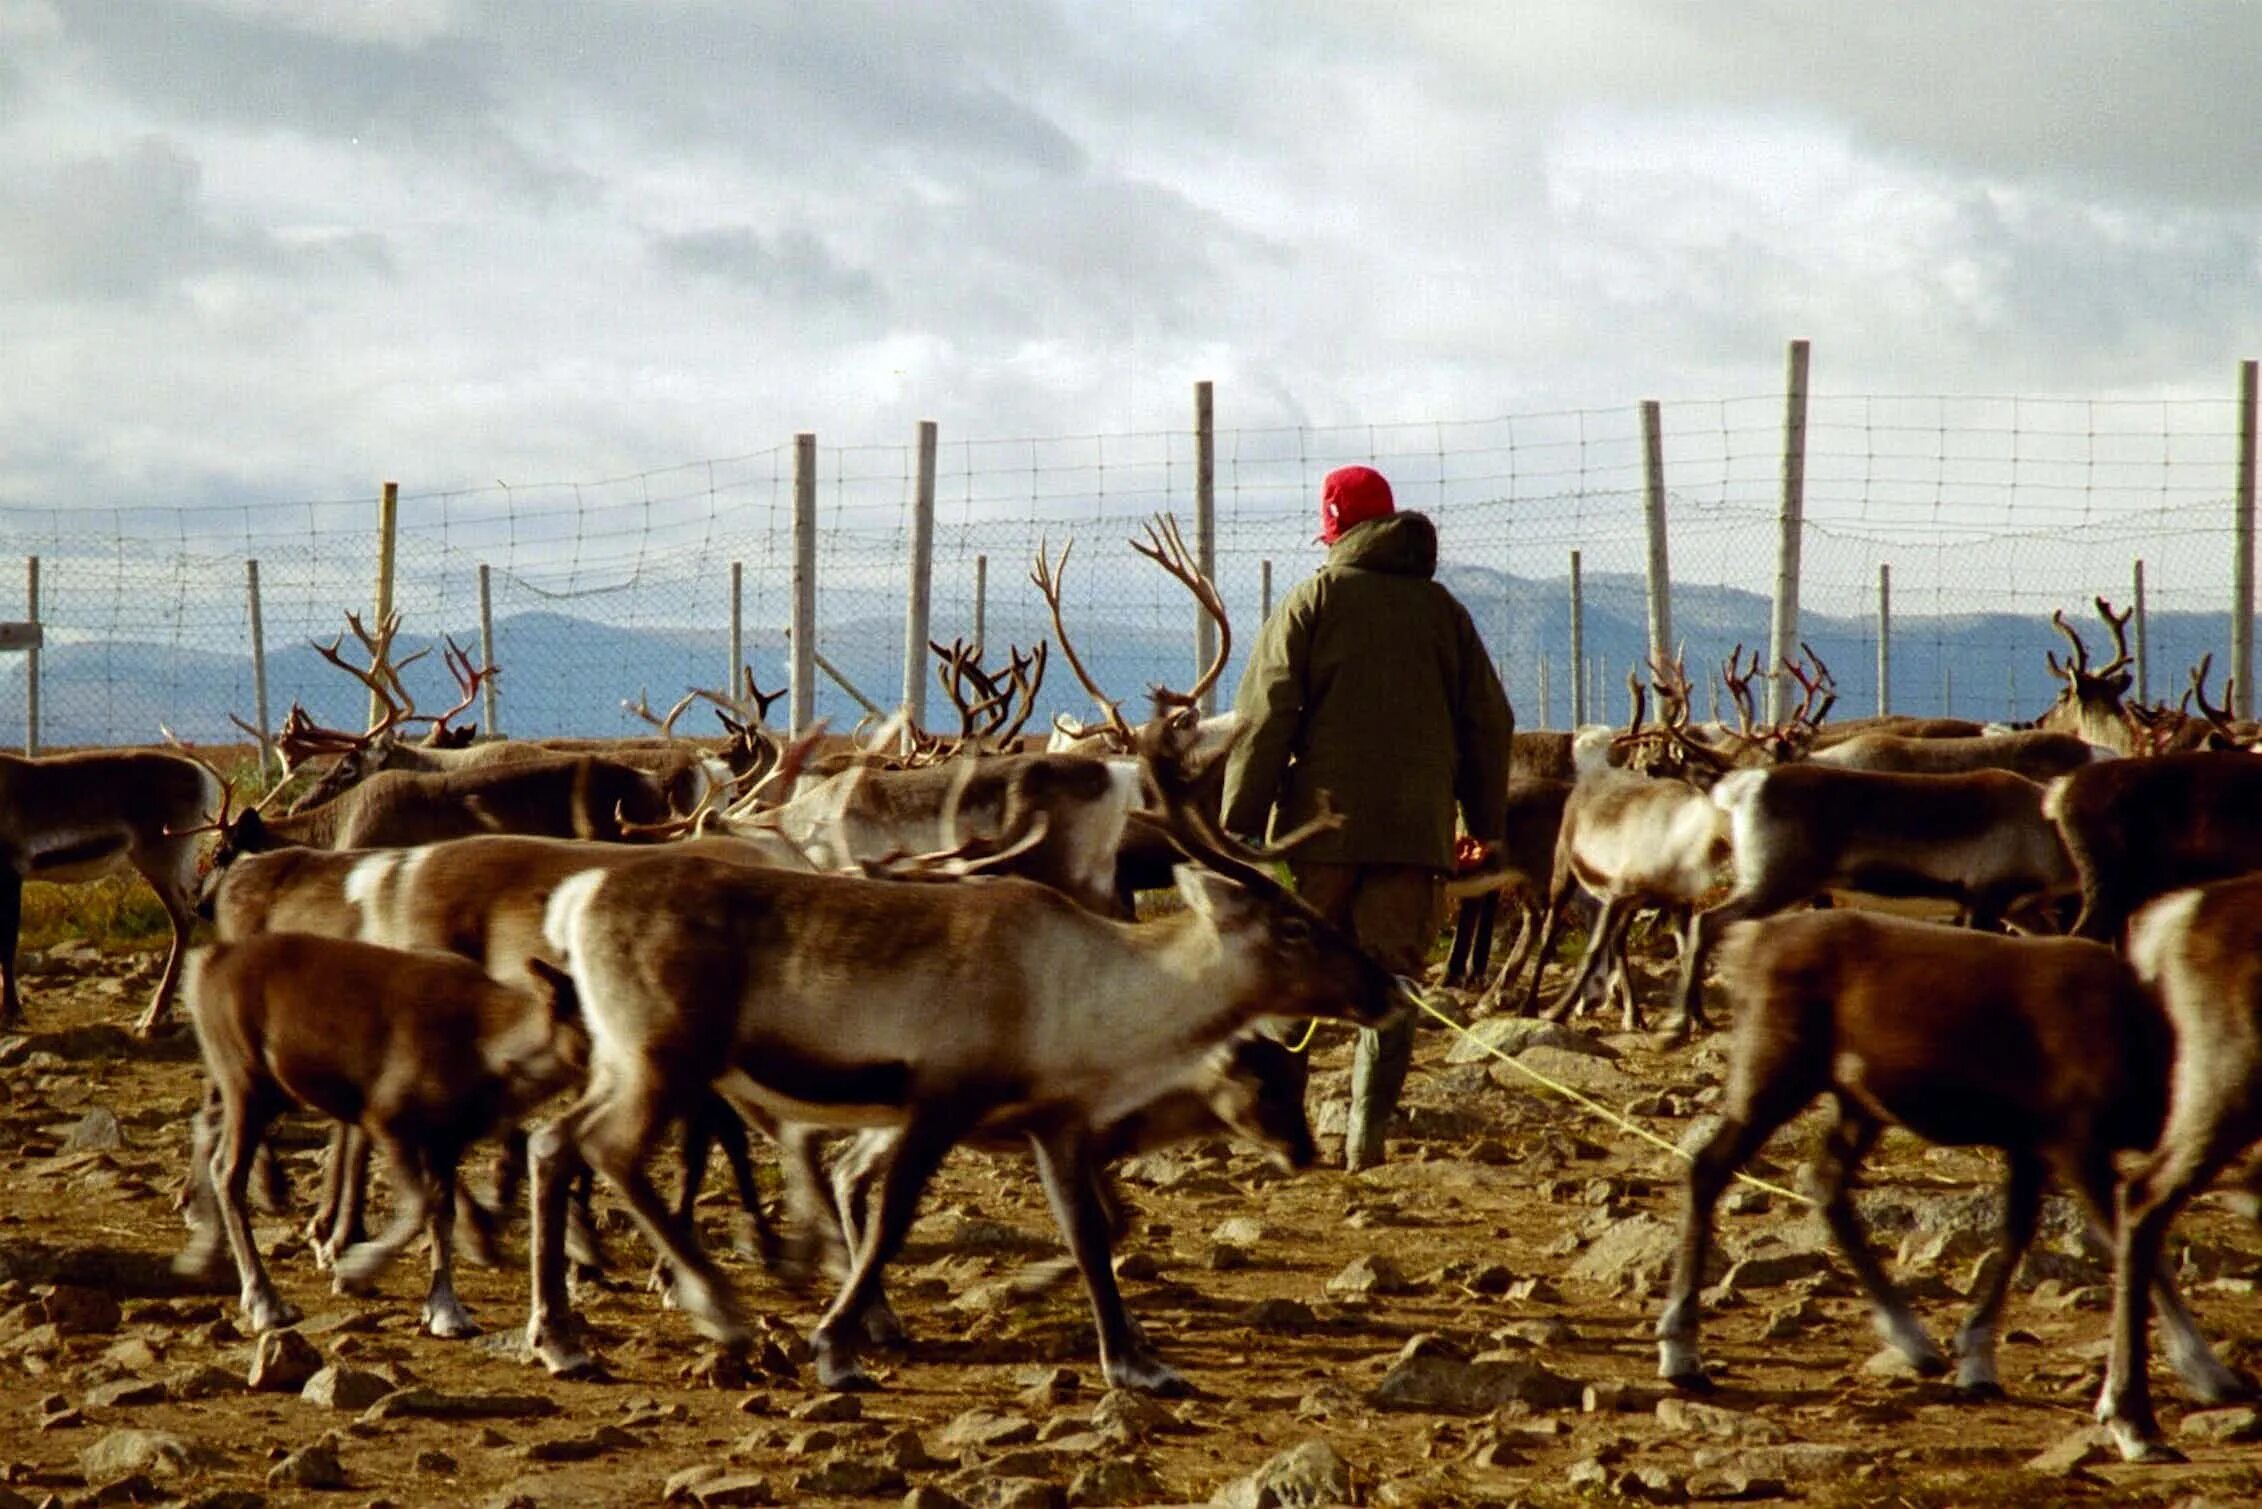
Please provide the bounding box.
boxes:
[1283,1018,1321,1053]
[1384,988,1815,1207]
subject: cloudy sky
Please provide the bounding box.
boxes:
[3,0,2259,515]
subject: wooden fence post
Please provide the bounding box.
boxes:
[728,560,743,703]
[2132,558,2149,707]
[1568,550,1586,725]
[477,563,500,737]
[1769,339,1810,721]
[1194,379,1218,713]
[902,419,938,729]
[24,555,38,757]
[1876,562,1892,716]
[246,559,273,778]
[2236,360,2257,720]
[371,480,398,731]
[790,435,817,733]
[972,554,988,660]
[1641,401,1672,671]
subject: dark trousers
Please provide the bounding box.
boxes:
[1291,861,1442,1171]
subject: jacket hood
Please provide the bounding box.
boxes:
[1327,511,1437,578]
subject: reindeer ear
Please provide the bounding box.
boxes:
[1174,864,1258,925]
[524,957,581,1023]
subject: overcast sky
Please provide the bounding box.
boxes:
[3,0,2259,515]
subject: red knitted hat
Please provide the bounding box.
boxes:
[1317,465,1395,544]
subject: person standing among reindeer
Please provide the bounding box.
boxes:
[1222,464,1514,1172]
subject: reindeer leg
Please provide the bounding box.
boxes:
[1443,897,1481,987]
[712,1099,782,1269]
[420,1150,480,1339]
[809,1105,975,1391]
[1672,884,1804,1043]
[172,1097,236,1287]
[130,855,197,1037]
[648,1105,717,1300]
[2100,1095,2260,1461]
[579,1075,746,1350]
[1030,1123,1184,1395]
[333,1133,435,1298]
[527,1110,597,1377]
[1950,1150,2042,1396]
[826,1130,909,1346]
[0,868,22,1029]
[1813,1105,1947,1374]
[1658,1054,1822,1387]
[212,1090,298,1333]
[1544,894,1630,1022]
[315,1128,372,1270]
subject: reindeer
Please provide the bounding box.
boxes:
[1665,762,2075,1039]
[2104,875,2262,1460]
[524,715,1406,1394]
[2033,597,2139,753]
[0,746,227,1033]
[1810,727,2102,780]
[175,933,586,1338]
[1658,909,2241,1462]
[2045,750,2262,943]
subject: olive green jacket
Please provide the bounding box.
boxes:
[1221,512,1513,869]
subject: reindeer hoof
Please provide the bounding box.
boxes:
[243,1295,301,1333]
[859,1303,908,1349]
[1105,1355,1188,1396]
[815,1356,879,1392]
[171,1243,232,1286]
[530,1324,596,1378]
[1954,1380,2006,1402]
[2102,1416,2181,1464]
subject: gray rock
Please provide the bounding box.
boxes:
[1445,1017,1617,1063]
[1242,1297,1317,1328]
[80,1427,195,1480]
[939,1407,1038,1452]
[1566,1213,1712,1294]
[679,1471,775,1507]
[789,1392,865,1423]
[360,1387,560,1421]
[903,1487,973,1509]
[1655,1397,1788,1444]
[1685,1468,1787,1501]
[1327,1254,1414,1296]
[1212,1217,1270,1247]
[2024,1428,2111,1476]
[267,1438,347,1490]
[41,1284,122,1335]
[1690,1444,1867,1479]
[1495,1043,1636,1097]
[85,1376,168,1409]
[247,1329,323,1392]
[63,1108,125,1152]
[1213,1438,1356,1509]
[793,1458,906,1497]
[1371,1353,1583,1414]
[2179,1406,2262,1443]
[1712,1251,1834,1292]
[1066,1458,1164,1507]
[300,1365,393,1412]
[1090,1390,1175,1445]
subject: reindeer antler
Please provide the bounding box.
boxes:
[622,689,699,739]
[1131,512,1232,713]
[1032,536,1136,749]
[159,727,241,836]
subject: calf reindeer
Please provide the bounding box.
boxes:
[177,933,586,1338]
[528,724,1404,1394]
[0,748,225,1032]
[1658,910,2236,1443]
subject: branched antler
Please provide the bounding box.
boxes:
[1032,536,1136,749]
[1131,513,1231,713]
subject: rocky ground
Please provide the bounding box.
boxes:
[2,940,2260,1508]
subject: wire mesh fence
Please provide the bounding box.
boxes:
[0,379,2251,750]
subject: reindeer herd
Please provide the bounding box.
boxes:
[5,550,2262,1465]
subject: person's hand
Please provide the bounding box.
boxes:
[1453,836,1496,874]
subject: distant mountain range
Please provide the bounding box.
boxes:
[0,564,2240,747]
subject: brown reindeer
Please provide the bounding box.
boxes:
[2034,597,2138,753]
[0,747,226,1032]
[2045,750,2262,943]
[1657,909,2239,1452]
[176,933,586,1337]
[524,718,1405,1393]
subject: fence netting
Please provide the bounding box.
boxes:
[0,390,2245,748]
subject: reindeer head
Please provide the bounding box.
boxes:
[1138,705,1404,1033]
[1193,1032,1319,1172]
[2043,598,2136,749]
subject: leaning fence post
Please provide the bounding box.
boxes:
[790,434,817,734]
[1877,562,1892,716]
[1768,339,1810,721]
[370,480,398,731]
[1537,654,1551,729]
[902,419,938,730]
[2236,359,2257,720]
[24,555,39,757]
[245,560,273,778]
[477,563,500,737]
[2132,558,2149,707]
[1193,379,1218,713]
[1568,550,1587,725]
[1640,401,1673,670]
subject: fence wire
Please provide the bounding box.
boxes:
[0,391,2246,748]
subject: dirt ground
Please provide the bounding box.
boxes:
[3,943,2261,1509]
